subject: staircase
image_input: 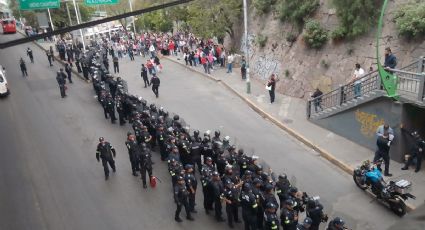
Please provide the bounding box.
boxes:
[307,56,425,120]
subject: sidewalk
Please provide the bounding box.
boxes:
[164,54,425,209]
[32,39,424,209]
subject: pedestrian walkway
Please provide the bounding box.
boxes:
[32,38,424,210]
[163,54,425,209]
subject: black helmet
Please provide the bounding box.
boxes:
[214,130,220,137]
[185,164,193,170]
[244,170,253,176]
[193,130,200,136]
[173,115,179,121]
[243,182,252,191]
[150,104,156,111]
[285,199,295,207]
[238,149,244,155]
[127,131,132,136]
[265,202,277,209]
[256,165,263,172]
[265,183,273,191]
[206,157,212,162]
[212,171,219,177]
[278,173,287,180]
[99,137,104,142]
[289,187,298,194]
[253,178,262,185]
[177,176,184,181]
[333,217,345,226]
[141,143,147,149]
[141,99,147,107]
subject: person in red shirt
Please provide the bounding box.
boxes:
[201,56,210,74]
[168,41,175,56]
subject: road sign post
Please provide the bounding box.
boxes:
[84,0,119,5]
[19,0,60,10]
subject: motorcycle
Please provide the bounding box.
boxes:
[353,160,415,216]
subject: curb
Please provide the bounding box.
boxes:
[17,30,89,83]
[164,56,417,212]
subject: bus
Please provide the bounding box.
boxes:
[2,18,16,34]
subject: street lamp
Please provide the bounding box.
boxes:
[243,0,251,94]
[71,0,86,51]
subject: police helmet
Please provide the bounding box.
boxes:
[141,100,147,107]
[278,173,287,180]
[225,165,233,171]
[285,199,295,207]
[99,137,105,142]
[333,217,345,226]
[206,157,212,162]
[177,176,184,181]
[204,130,211,136]
[212,171,219,177]
[150,104,156,111]
[265,202,277,209]
[265,183,274,191]
[169,158,176,164]
[224,136,230,141]
[141,143,147,149]
[289,187,298,194]
[244,170,253,176]
[173,115,179,121]
[238,148,244,155]
[303,217,313,225]
[243,182,252,191]
[214,130,220,137]
[253,178,262,185]
[256,165,263,172]
[193,130,200,136]
[159,107,164,113]
[127,131,132,136]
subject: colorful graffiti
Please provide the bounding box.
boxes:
[355,110,385,138]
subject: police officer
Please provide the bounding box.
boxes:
[402,130,424,172]
[106,95,117,124]
[116,95,126,126]
[150,73,160,98]
[210,171,225,222]
[297,217,312,230]
[168,158,183,186]
[280,199,298,230]
[140,126,153,147]
[184,164,197,212]
[240,183,258,230]
[276,174,291,208]
[223,181,240,228]
[56,70,67,98]
[46,50,53,66]
[65,63,73,83]
[263,184,279,212]
[174,176,195,222]
[326,217,346,230]
[306,199,325,230]
[96,137,116,180]
[20,58,28,77]
[27,48,34,63]
[190,133,203,174]
[237,149,249,177]
[201,164,214,214]
[223,165,241,186]
[264,202,280,230]
[140,143,153,189]
[216,150,227,176]
[82,56,90,80]
[252,178,265,229]
[156,125,167,161]
[113,55,119,73]
[141,64,149,87]
[125,133,140,176]
[373,131,393,176]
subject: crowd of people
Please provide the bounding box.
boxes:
[65,34,352,230]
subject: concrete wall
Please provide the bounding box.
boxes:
[313,97,405,162]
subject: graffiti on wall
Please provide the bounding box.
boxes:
[355,109,385,138]
[240,33,255,55]
[252,55,281,80]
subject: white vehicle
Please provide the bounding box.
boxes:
[0,66,10,96]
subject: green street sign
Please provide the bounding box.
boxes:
[85,0,119,5]
[19,0,60,10]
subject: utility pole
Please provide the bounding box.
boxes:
[65,2,72,26]
[243,0,251,94]
[72,0,86,51]
[128,0,137,35]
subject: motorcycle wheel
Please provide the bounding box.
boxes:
[390,199,406,217]
[353,174,367,190]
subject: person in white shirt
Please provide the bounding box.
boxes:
[227,53,234,73]
[351,63,365,98]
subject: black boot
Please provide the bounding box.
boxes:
[187,215,194,221]
[175,216,182,222]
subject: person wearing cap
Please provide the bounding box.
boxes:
[264,202,280,230]
[56,69,67,98]
[173,176,194,222]
[209,171,225,222]
[223,181,240,228]
[306,198,326,230]
[96,137,117,180]
[141,64,149,88]
[168,158,183,186]
[125,133,141,176]
[240,183,258,230]
[297,217,312,230]
[184,164,197,212]
[150,73,160,98]
[401,125,424,172]
[190,133,203,174]
[140,143,153,189]
[276,174,291,208]
[280,199,298,230]
[327,217,346,230]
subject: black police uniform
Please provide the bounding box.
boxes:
[100,91,109,119]
[96,141,116,179]
[280,207,298,230]
[402,132,424,172]
[223,185,240,228]
[27,49,34,63]
[106,97,117,123]
[125,138,141,176]
[141,66,149,87]
[168,160,183,186]
[56,72,66,98]
[190,139,203,174]
[174,180,193,221]
[140,145,153,188]
[276,178,291,207]
[184,170,197,212]
[240,188,258,230]
[210,177,225,221]
[306,202,324,230]
[150,75,160,98]
[264,210,280,230]
[373,135,391,175]
[116,97,126,125]
[201,168,214,213]
[65,64,73,83]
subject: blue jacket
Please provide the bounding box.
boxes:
[384,54,397,69]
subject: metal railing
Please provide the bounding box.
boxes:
[307,56,425,119]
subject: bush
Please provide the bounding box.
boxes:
[286,33,297,43]
[330,27,347,41]
[253,0,276,15]
[303,20,328,49]
[332,0,383,39]
[256,34,268,48]
[395,2,425,38]
[278,0,320,25]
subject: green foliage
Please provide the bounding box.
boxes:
[253,0,277,15]
[286,33,297,43]
[395,2,425,38]
[256,34,268,48]
[330,27,347,41]
[303,20,328,49]
[136,11,173,33]
[278,0,319,25]
[49,3,94,29]
[332,0,383,39]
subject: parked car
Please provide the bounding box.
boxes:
[0,66,10,96]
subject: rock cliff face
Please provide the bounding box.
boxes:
[233,0,425,99]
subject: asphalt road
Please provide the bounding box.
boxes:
[0,33,403,230]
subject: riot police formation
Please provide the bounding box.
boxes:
[81,43,347,228]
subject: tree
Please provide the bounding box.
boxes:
[49,3,95,29]
[136,11,173,32]
[395,2,425,39]
[278,0,319,26]
[9,0,38,27]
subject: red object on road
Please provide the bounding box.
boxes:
[150,176,157,188]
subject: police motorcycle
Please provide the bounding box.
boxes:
[353,160,415,216]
